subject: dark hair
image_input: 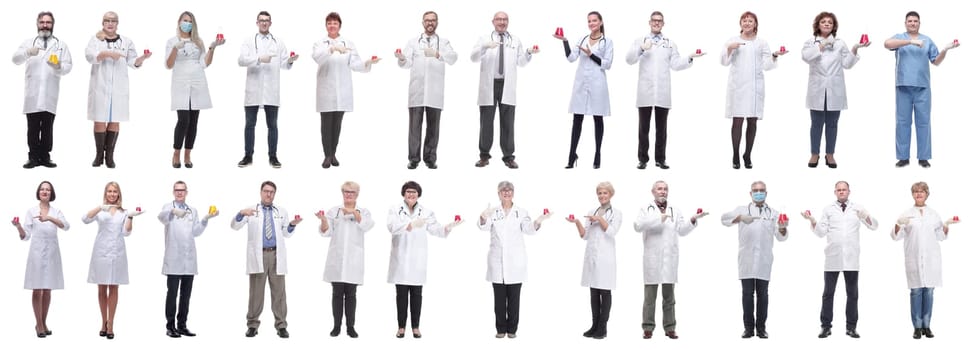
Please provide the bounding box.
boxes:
[905,11,920,20]
[173,180,187,189]
[588,11,604,35]
[739,11,758,34]
[37,11,54,32]
[423,11,437,19]
[261,180,277,191]
[257,11,271,21]
[401,181,423,197]
[812,12,838,37]
[326,12,342,26]
[36,181,56,202]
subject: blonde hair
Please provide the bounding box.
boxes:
[177,11,206,51]
[103,181,124,209]
[596,181,615,196]
[95,11,119,41]
[341,181,361,193]
[911,181,929,194]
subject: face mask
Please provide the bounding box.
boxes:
[180,22,193,33]
[752,192,766,202]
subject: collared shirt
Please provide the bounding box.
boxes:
[891,32,938,88]
[233,203,295,248]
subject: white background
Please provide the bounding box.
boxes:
[4,0,969,349]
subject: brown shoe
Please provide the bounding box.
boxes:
[665,330,679,339]
[475,158,489,167]
[503,160,519,169]
[643,330,652,339]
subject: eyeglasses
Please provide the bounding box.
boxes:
[650,19,664,23]
[404,190,419,194]
[103,19,118,23]
[173,189,187,192]
[343,190,358,195]
[751,189,766,193]
[257,19,271,23]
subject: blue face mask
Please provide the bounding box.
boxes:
[752,192,767,202]
[180,22,193,33]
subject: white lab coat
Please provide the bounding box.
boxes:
[580,206,621,290]
[22,206,70,290]
[238,33,292,106]
[321,206,375,285]
[471,32,533,106]
[13,36,73,114]
[633,204,696,284]
[230,204,294,275]
[891,206,947,289]
[165,37,212,110]
[812,201,879,271]
[479,205,537,284]
[720,36,776,119]
[386,202,448,285]
[801,35,860,111]
[625,34,693,108]
[83,209,132,285]
[721,203,788,280]
[312,36,371,112]
[158,202,210,275]
[86,35,138,122]
[567,36,613,116]
[398,34,458,109]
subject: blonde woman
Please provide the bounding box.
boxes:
[568,182,621,339]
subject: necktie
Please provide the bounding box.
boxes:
[498,34,505,75]
[840,203,847,212]
[263,206,273,240]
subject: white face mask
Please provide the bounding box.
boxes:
[180,22,193,33]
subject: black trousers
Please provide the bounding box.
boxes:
[320,112,345,158]
[244,105,279,157]
[395,284,423,329]
[331,282,358,328]
[479,79,516,161]
[637,106,669,163]
[408,107,441,163]
[165,275,194,329]
[173,110,200,149]
[820,271,859,330]
[26,112,56,161]
[589,288,612,334]
[492,283,522,334]
[741,278,769,331]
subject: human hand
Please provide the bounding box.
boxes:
[738,215,755,224]
[172,208,188,218]
[27,47,40,56]
[259,55,272,63]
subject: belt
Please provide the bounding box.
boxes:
[262,247,277,252]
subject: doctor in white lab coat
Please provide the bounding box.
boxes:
[165,11,224,168]
[86,12,149,169]
[13,11,72,169]
[319,181,375,338]
[237,11,297,168]
[396,11,458,170]
[801,181,877,337]
[801,12,866,168]
[558,11,613,169]
[471,11,538,168]
[15,181,69,337]
[891,181,955,339]
[231,180,300,337]
[625,11,700,170]
[385,181,460,337]
[569,181,622,339]
[479,181,551,338]
[313,12,377,169]
[633,180,702,339]
[721,180,788,339]
[158,180,217,337]
[720,11,783,169]
[82,181,139,338]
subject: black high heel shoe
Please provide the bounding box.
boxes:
[732,156,741,169]
[742,154,753,169]
[825,155,837,169]
[808,155,819,168]
[593,153,601,169]
[565,154,578,169]
[100,322,108,337]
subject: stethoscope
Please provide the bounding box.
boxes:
[255,203,282,219]
[398,203,423,218]
[489,206,519,220]
[418,33,439,51]
[746,202,775,221]
[642,34,670,48]
[580,34,607,48]
[31,35,62,51]
[254,33,277,51]
[646,204,672,217]
[589,206,615,222]
[104,36,124,50]
[490,31,513,47]
[322,37,347,48]
[172,201,193,220]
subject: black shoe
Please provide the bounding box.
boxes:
[583,326,596,338]
[106,333,115,340]
[330,327,340,337]
[922,328,934,338]
[45,330,52,336]
[322,157,332,168]
[269,157,282,168]
[741,329,754,339]
[756,329,768,339]
[412,329,422,338]
[896,159,910,168]
[504,160,519,169]
[347,326,358,338]
[732,156,741,169]
[177,328,196,337]
[39,160,57,168]
[825,155,837,169]
[918,160,931,168]
[184,162,193,168]
[743,154,753,169]
[277,328,289,338]
[475,158,489,167]
[913,328,922,339]
[330,157,340,167]
[425,161,438,169]
[808,155,819,168]
[167,329,182,338]
[655,161,670,170]
[845,329,859,338]
[818,327,831,338]
[238,156,253,168]
[637,162,647,170]
[407,161,419,169]
[23,159,39,169]
[396,329,405,338]
[245,328,258,337]
[565,155,578,169]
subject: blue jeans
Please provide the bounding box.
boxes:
[909,287,934,328]
[244,105,279,157]
[895,86,932,161]
[810,109,840,155]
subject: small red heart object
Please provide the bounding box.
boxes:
[953,215,960,221]
[860,34,869,44]
[144,49,151,55]
[290,51,295,57]
[136,207,141,212]
[696,49,702,55]
[454,215,461,222]
[569,214,575,220]
[216,33,224,40]
[533,44,538,50]
[543,208,550,215]
[697,208,703,214]
[779,45,786,53]
[371,55,378,60]
[295,214,301,220]
[13,217,19,224]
